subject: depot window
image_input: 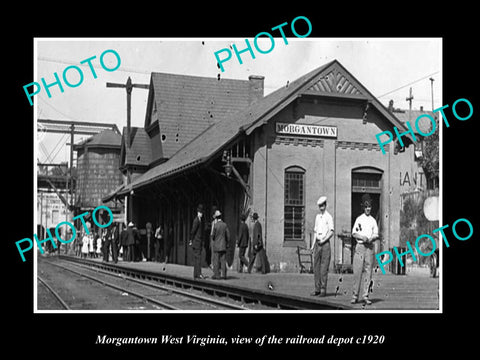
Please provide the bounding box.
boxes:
[284,166,305,246]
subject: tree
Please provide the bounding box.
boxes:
[419,117,439,189]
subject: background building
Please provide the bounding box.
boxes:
[73,129,123,213]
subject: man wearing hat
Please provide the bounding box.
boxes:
[247,212,269,274]
[211,210,230,279]
[351,194,379,305]
[125,221,139,261]
[189,204,206,279]
[236,213,250,273]
[311,196,334,297]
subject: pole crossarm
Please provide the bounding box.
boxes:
[106,76,149,148]
[38,119,120,135]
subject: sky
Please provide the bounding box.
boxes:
[34,38,442,165]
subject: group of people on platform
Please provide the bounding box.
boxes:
[189,204,270,281]
[71,205,271,281]
[69,192,377,304]
[74,221,174,264]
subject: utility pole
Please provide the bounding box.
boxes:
[106,77,149,224]
[406,87,414,122]
[106,77,149,149]
[429,77,435,111]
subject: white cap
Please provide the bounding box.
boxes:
[317,196,327,205]
[128,221,134,227]
[214,210,221,218]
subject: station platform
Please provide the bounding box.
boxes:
[77,256,439,311]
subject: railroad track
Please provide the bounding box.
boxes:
[42,258,247,310]
[37,275,71,310]
[58,255,351,310]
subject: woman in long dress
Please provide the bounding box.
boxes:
[96,231,104,257]
[81,232,90,259]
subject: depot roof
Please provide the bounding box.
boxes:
[118,59,409,196]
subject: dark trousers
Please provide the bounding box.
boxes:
[213,251,227,278]
[127,244,135,261]
[154,239,164,262]
[103,240,118,263]
[247,251,257,273]
[112,241,118,262]
[204,239,212,266]
[247,248,269,274]
[103,240,110,261]
[165,242,173,263]
[193,247,202,278]
[313,241,331,294]
[238,247,249,272]
[121,245,128,260]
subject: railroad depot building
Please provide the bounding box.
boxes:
[109,59,432,272]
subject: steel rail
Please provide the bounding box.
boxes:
[37,275,71,310]
[59,255,351,310]
[45,260,180,310]
[62,259,247,310]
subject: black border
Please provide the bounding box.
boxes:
[7,6,478,356]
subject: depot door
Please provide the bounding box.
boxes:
[349,167,383,262]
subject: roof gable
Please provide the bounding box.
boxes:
[125,59,411,192]
[305,66,363,95]
[299,61,409,132]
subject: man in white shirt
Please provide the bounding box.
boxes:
[351,196,379,305]
[311,196,334,297]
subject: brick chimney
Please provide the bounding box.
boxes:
[248,75,264,104]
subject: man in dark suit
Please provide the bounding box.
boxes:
[104,222,119,263]
[189,204,206,279]
[211,210,230,279]
[247,212,269,274]
[237,213,250,273]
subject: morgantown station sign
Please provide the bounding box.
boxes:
[275,122,338,138]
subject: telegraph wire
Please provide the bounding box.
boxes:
[37,56,152,75]
[39,132,67,164]
[377,71,439,99]
[38,95,79,121]
[38,56,439,101]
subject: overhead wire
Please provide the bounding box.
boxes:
[377,71,439,99]
[37,56,151,75]
[38,95,78,121]
[39,133,67,164]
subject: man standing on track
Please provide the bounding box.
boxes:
[189,204,207,280]
[311,196,334,297]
